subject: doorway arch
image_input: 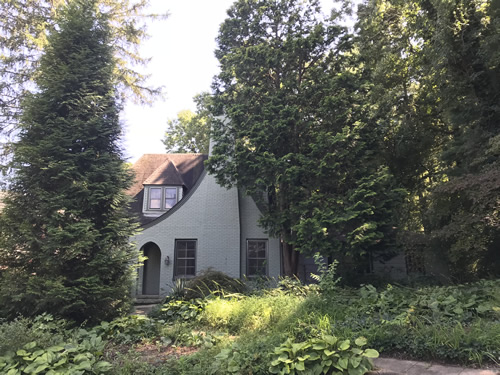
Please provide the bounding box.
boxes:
[141,242,161,295]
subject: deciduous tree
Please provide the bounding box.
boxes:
[0,0,163,136]
[163,93,211,154]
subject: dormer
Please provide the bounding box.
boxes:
[128,153,208,225]
[142,159,186,217]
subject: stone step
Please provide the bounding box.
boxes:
[135,295,162,304]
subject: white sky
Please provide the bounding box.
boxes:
[122,0,336,163]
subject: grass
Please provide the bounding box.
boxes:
[1,279,499,374]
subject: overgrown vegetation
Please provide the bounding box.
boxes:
[1,277,498,374]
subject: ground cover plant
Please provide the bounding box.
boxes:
[1,277,498,374]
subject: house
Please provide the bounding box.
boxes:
[128,152,285,299]
[128,152,428,300]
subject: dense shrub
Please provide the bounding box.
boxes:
[0,314,68,355]
[184,270,247,300]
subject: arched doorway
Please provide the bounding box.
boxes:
[141,242,161,295]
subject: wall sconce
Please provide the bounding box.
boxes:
[164,256,170,266]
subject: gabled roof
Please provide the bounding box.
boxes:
[143,160,185,187]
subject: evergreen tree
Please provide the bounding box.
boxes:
[0,0,137,323]
[208,0,403,275]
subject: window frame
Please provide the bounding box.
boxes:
[246,239,268,277]
[146,186,181,212]
[164,187,178,209]
[174,239,197,279]
[148,187,163,210]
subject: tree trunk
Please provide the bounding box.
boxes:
[282,238,299,277]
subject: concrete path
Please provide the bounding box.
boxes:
[133,304,157,315]
[370,357,500,375]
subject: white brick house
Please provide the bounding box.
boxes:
[128,153,281,298]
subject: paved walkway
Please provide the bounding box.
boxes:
[133,304,157,315]
[370,358,500,375]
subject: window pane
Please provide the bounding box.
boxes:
[165,187,177,198]
[165,198,176,209]
[149,188,161,209]
[175,240,196,278]
[247,240,268,276]
[165,188,177,209]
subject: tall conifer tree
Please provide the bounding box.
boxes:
[208,0,403,276]
[0,0,137,322]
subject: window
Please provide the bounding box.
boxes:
[247,239,268,276]
[175,239,196,278]
[164,187,177,209]
[149,187,162,209]
[146,186,181,212]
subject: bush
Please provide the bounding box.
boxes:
[0,314,68,355]
[0,333,112,374]
[184,270,246,300]
[150,299,207,322]
[269,335,378,375]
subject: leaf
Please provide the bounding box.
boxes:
[16,350,29,357]
[94,361,113,372]
[347,366,364,375]
[23,342,37,350]
[350,356,361,368]
[74,360,92,371]
[323,349,335,357]
[363,349,379,358]
[33,364,49,374]
[338,357,348,369]
[323,335,337,346]
[354,337,367,347]
[47,346,65,353]
[296,361,305,371]
[338,340,350,351]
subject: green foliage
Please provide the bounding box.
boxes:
[0,0,137,323]
[184,269,247,300]
[0,0,162,133]
[94,316,162,344]
[163,93,212,154]
[269,335,378,375]
[0,332,111,374]
[0,314,68,356]
[310,253,341,295]
[151,299,207,322]
[201,294,301,334]
[212,336,279,375]
[208,0,403,275]
[276,276,319,297]
[356,0,500,280]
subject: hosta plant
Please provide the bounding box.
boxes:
[269,335,378,375]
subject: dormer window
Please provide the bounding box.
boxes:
[149,187,162,209]
[165,187,177,209]
[144,186,183,215]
